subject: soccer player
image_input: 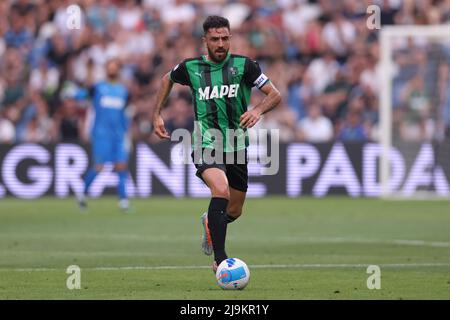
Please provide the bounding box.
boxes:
[152,16,281,271]
[78,58,131,212]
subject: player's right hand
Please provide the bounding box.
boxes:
[153,115,170,139]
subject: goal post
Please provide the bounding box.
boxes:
[379,25,450,199]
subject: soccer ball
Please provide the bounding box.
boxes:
[215,258,250,290]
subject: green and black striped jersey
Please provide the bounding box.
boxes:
[169,53,270,152]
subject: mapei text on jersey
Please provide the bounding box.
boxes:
[198,84,240,101]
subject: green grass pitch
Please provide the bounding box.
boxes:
[0,196,449,299]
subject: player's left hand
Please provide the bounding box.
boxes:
[153,115,170,139]
[240,109,261,128]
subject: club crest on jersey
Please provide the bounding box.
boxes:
[229,67,238,76]
[198,84,239,101]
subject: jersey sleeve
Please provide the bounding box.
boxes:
[243,58,270,89]
[169,61,190,86]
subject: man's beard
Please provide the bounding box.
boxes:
[207,46,228,63]
[107,72,119,81]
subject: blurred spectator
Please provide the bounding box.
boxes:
[2,63,26,108]
[322,12,356,61]
[29,59,60,97]
[164,95,194,134]
[282,0,321,38]
[398,74,434,142]
[253,93,297,143]
[160,0,196,28]
[118,0,143,31]
[22,99,53,144]
[318,66,352,123]
[337,110,369,141]
[4,13,33,52]
[11,0,36,17]
[86,0,118,35]
[297,103,333,143]
[359,54,380,96]
[0,111,15,143]
[133,55,155,96]
[303,50,339,98]
[0,0,449,146]
[47,33,71,69]
[52,83,85,142]
[131,98,154,142]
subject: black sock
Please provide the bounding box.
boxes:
[208,197,229,265]
[225,214,237,224]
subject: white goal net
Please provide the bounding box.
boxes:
[380,25,450,199]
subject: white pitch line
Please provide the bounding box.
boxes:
[1,238,450,259]
[299,237,450,248]
[2,263,450,272]
[1,234,450,248]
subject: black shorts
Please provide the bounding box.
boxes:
[191,148,248,192]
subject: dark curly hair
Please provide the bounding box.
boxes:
[203,16,230,34]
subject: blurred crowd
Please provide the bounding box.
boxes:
[2,0,450,146]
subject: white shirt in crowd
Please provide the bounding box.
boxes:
[0,118,15,143]
[298,116,334,143]
[282,1,321,37]
[322,19,356,56]
[305,57,339,95]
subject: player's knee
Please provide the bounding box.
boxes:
[227,205,243,218]
[211,184,230,199]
